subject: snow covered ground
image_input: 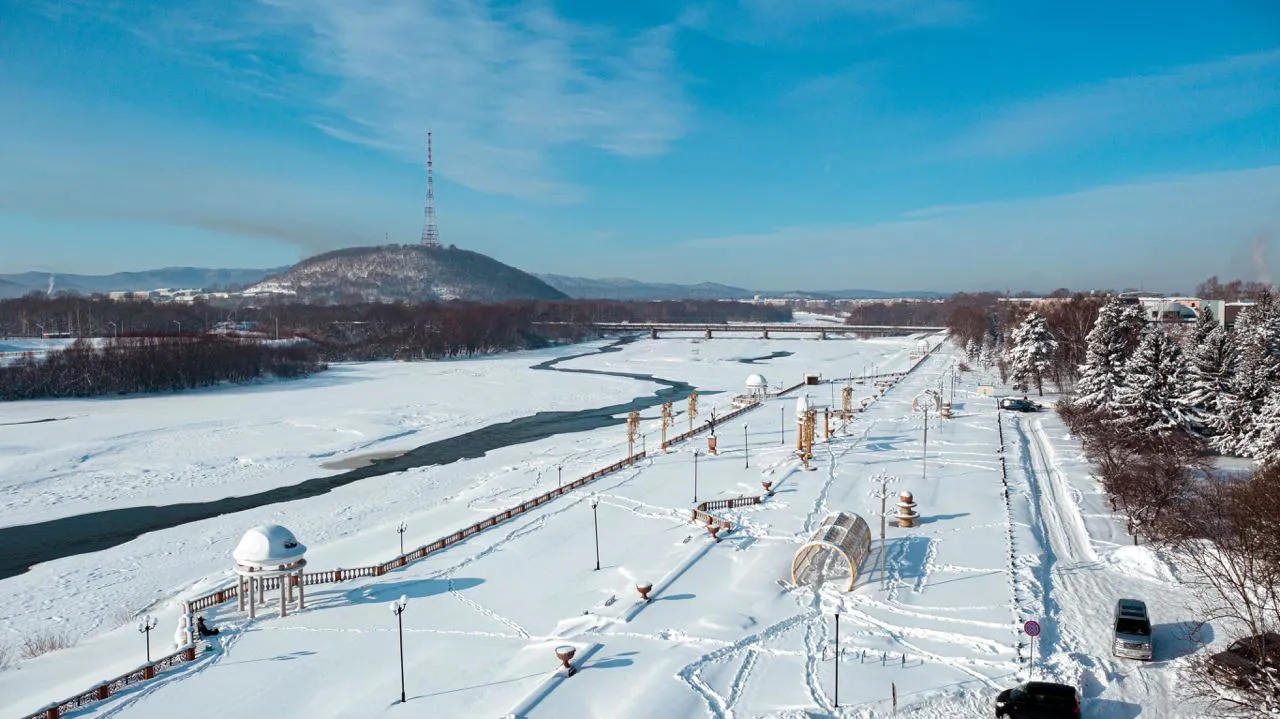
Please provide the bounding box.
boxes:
[0,334,1207,717]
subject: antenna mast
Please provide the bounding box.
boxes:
[421,130,441,247]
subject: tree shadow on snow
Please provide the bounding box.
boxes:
[1154,620,1213,662]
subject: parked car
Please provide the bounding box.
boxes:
[994,681,1081,718]
[999,397,1039,412]
[1112,598,1154,660]
[1208,632,1280,685]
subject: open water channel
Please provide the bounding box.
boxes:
[0,339,715,580]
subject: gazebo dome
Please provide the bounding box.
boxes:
[795,393,812,419]
[746,373,767,389]
[233,524,307,569]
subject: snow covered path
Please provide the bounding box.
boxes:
[1009,412,1199,718]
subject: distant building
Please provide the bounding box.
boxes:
[106,291,153,302]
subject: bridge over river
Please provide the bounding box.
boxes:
[534,321,947,339]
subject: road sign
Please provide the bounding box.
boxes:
[1023,620,1041,637]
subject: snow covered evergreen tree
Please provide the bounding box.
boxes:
[1112,328,1195,437]
[1073,298,1146,415]
[1245,386,1280,464]
[1220,293,1280,455]
[1183,323,1236,443]
[1006,313,1057,396]
[964,338,979,361]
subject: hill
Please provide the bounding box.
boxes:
[246,245,566,303]
[536,274,946,301]
[0,267,281,295]
[536,274,756,300]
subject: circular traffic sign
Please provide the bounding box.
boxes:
[1023,620,1041,637]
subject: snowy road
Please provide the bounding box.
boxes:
[1011,413,1196,718]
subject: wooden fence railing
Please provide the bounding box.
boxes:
[22,645,198,719]
[24,450,649,719]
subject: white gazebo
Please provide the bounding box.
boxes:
[745,373,768,398]
[791,511,872,591]
[233,524,308,619]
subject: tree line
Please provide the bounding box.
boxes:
[0,337,325,401]
[0,296,789,399]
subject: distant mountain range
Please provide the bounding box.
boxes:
[535,274,945,301]
[1,261,944,302]
[245,245,565,303]
[0,267,283,298]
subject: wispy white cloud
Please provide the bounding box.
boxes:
[243,0,689,202]
[43,0,691,203]
[631,165,1280,291]
[950,49,1280,158]
[682,0,972,44]
[741,0,971,28]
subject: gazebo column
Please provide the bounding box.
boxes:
[279,580,287,618]
[297,573,305,610]
[287,575,294,604]
[248,577,256,619]
[237,576,245,612]
[258,576,265,604]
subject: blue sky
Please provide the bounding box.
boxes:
[2,0,1279,292]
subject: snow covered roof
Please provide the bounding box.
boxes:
[746,374,767,388]
[233,524,307,568]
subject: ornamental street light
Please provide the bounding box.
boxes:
[780,405,785,445]
[557,464,563,488]
[137,614,158,663]
[693,449,701,503]
[743,424,749,469]
[590,493,601,571]
[390,595,409,703]
[397,521,407,556]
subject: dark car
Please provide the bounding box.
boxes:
[994,681,1081,718]
[1208,632,1280,685]
[999,398,1039,412]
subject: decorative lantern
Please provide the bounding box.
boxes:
[896,491,919,528]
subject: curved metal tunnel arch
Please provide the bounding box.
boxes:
[791,511,873,592]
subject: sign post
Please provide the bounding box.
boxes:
[1023,620,1041,676]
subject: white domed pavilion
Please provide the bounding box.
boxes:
[233,524,308,619]
[745,374,768,398]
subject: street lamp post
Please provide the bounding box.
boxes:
[693,449,701,503]
[138,615,158,663]
[397,521,407,556]
[834,612,841,707]
[172,320,181,335]
[108,321,117,338]
[780,405,785,445]
[743,424,749,469]
[390,595,408,703]
[590,494,601,571]
[557,464,563,488]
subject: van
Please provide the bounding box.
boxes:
[1113,598,1153,660]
